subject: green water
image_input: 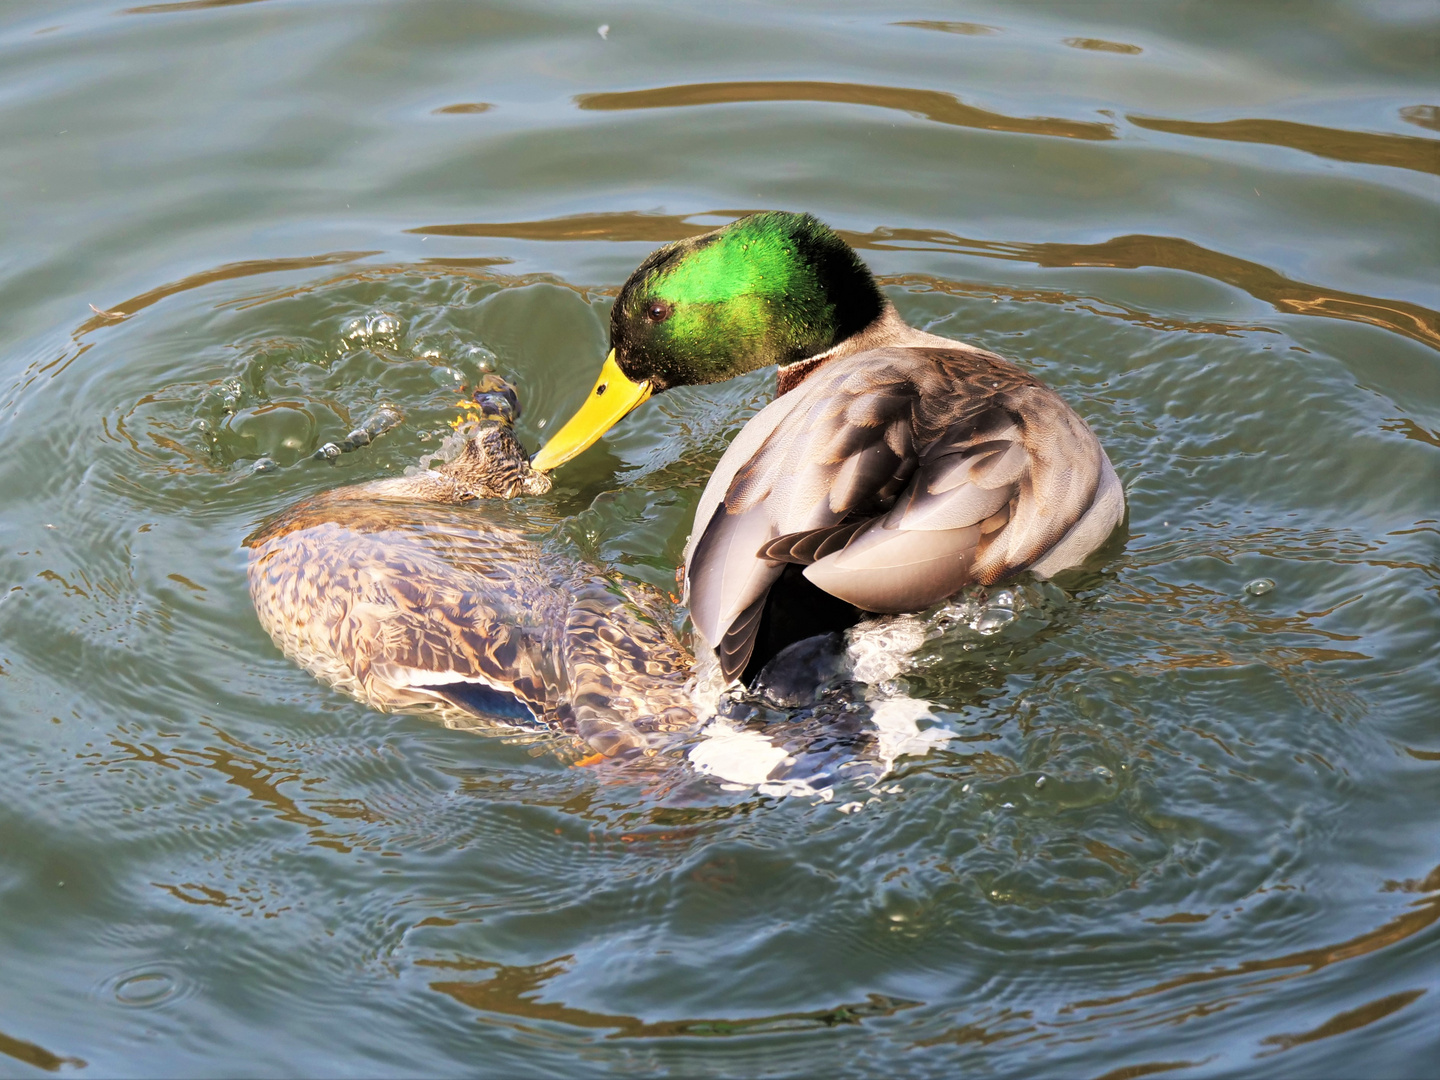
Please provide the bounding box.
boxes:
[1,1,1437,1076]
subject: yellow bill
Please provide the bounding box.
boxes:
[531,349,652,471]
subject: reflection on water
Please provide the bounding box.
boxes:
[1400,105,1440,132]
[121,0,275,13]
[576,81,1118,141]
[1129,114,1440,175]
[1063,38,1144,55]
[426,953,921,1039]
[0,1029,85,1074]
[409,211,1440,350]
[1258,989,1427,1056]
[892,21,998,37]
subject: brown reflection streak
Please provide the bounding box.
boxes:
[877,273,1270,339]
[1382,417,1440,448]
[893,20,998,36]
[0,1029,84,1072]
[432,103,493,115]
[1093,1061,1204,1080]
[154,881,233,907]
[1129,114,1440,176]
[121,0,273,13]
[425,954,920,1038]
[1064,870,1440,1013]
[848,229,1440,352]
[1399,106,1440,133]
[407,211,738,243]
[914,1008,1037,1047]
[75,251,379,335]
[100,726,369,854]
[419,256,516,269]
[1147,912,1210,925]
[575,81,1116,141]
[1257,989,1426,1055]
[406,211,1440,352]
[1064,38,1143,55]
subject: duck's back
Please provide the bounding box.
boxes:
[685,341,1125,679]
[246,490,695,756]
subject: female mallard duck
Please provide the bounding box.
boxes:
[531,211,1125,683]
[245,378,695,759]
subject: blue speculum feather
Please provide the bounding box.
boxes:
[431,682,537,724]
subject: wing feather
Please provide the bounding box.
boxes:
[685,341,1123,682]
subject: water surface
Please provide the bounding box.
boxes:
[0,2,1437,1076]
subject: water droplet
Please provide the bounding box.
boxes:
[1035,775,1047,789]
[1093,765,1113,780]
[1001,801,1015,809]
[1245,578,1275,596]
[251,457,278,474]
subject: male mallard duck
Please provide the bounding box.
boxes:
[532,212,1125,683]
[245,378,695,759]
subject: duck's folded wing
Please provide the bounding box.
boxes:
[354,570,554,725]
[801,375,1119,611]
[250,518,556,725]
[687,346,1123,678]
[686,356,922,675]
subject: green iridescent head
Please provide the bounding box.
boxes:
[609,212,885,390]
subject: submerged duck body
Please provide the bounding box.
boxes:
[245,385,695,758]
[533,212,1125,681]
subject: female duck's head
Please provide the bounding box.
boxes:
[443,374,552,499]
[531,212,884,471]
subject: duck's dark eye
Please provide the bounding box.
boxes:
[645,300,672,323]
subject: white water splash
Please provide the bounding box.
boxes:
[869,697,954,774]
[687,718,832,799]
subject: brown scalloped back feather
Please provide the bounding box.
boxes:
[246,424,695,758]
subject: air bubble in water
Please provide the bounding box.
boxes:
[974,608,1016,635]
[1245,578,1275,596]
[341,312,402,344]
